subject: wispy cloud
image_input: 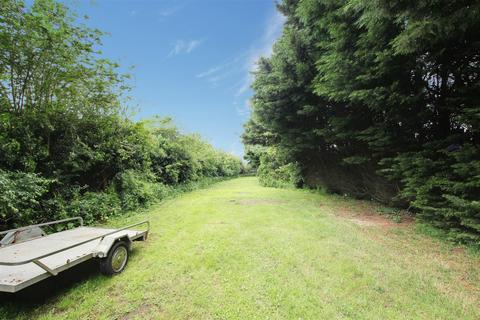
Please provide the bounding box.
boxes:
[158,5,183,19]
[227,141,244,157]
[235,10,286,97]
[168,39,203,57]
[234,75,251,97]
[260,11,287,59]
[193,8,285,119]
[196,66,223,79]
[235,99,252,117]
[195,54,246,86]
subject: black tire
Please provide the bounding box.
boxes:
[99,241,129,275]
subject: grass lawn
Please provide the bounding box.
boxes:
[1,177,479,319]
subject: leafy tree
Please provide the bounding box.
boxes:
[0,0,243,229]
[0,170,52,226]
[244,0,480,244]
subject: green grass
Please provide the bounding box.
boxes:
[1,177,479,319]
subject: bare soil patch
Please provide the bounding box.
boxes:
[120,303,163,320]
[328,202,413,228]
[233,199,287,206]
[346,215,413,227]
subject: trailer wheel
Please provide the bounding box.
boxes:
[100,241,129,275]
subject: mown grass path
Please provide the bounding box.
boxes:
[1,177,479,319]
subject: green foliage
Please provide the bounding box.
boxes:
[0,170,52,226]
[0,0,242,230]
[244,0,480,244]
[384,143,480,242]
[66,187,122,225]
[257,147,301,188]
[243,145,267,171]
[116,170,165,211]
[0,0,126,113]
[145,119,243,183]
[3,178,480,318]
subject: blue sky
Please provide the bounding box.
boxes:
[65,0,285,157]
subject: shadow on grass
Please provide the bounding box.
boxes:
[0,260,99,314]
[0,248,142,317]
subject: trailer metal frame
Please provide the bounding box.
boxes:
[0,218,150,293]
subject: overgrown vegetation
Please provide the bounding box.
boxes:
[0,0,243,229]
[2,178,479,319]
[243,0,480,245]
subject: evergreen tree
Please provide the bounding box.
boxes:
[244,0,480,244]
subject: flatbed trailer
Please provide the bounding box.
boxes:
[0,217,149,293]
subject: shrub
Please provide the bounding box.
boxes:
[0,1,243,230]
[257,147,301,188]
[66,187,122,225]
[0,170,52,229]
[116,170,160,211]
[384,143,480,245]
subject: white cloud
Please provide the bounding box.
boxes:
[195,10,284,92]
[193,8,285,120]
[168,39,203,57]
[235,10,286,97]
[157,1,187,22]
[227,141,244,157]
[196,66,223,79]
[234,75,251,97]
[195,54,246,86]
[260,11,287,59]
[235,99,252,117]
[159,6,181,17]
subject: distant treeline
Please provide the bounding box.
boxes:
[0,0,243,229]
[243,0,480,244]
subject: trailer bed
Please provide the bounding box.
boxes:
[0,226,148,293]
